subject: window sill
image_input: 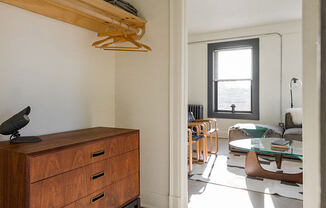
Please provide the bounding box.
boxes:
[208,111,259,120]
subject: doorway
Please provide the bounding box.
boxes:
[169,1,323,208]
[186,1,304,207]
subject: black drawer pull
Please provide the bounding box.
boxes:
[91,172,105,180]
[91,193,105,203]
[91,150,105,158]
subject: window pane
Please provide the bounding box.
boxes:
[217,80,251,112]
[214,48,252,80]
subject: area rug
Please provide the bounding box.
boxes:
[189,153,303,200]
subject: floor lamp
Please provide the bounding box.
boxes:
[290,78,302,108]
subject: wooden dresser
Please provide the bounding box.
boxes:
[0,127,140,208]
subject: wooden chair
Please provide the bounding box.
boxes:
[200,119,218,154]
[188,123,208,165]
[188,112,219,154]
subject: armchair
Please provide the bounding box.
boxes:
[284,109,302,141]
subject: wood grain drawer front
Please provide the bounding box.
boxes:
[107,133,139,157]
[111,149,139,182]
[86,159,111,194]
[64,187,109,208]
[121,133,139,154]
[30,160,110,208]
[29,140,108,182]
[64,172,139,208]
[111,172,140,208]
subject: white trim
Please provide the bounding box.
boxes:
[169,0,188,207]
[141,191,169,208]
[302,0,321,207]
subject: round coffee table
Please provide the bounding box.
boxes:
[229,138,303,184]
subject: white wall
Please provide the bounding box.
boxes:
[302,0,321,207]
[115,0,170,207]
[188,21,302,137]
[282,32,303,113]
[0,2,116,140]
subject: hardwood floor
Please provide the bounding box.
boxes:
[188,138,303,208]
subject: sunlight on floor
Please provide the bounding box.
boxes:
[188,180,302,208]
[189,180,259,208]
[264,192,276,208]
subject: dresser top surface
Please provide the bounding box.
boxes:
[0,127,138,155]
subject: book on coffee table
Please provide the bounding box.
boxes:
[271,139,290,150]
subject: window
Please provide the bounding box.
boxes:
[208,38,259,120]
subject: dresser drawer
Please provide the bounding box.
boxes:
[107,133,139,158]
[64,172,139,208]
[111,149,139,182]
[64,187,109,208]
[29,140,108,182]
[30,160,110,208]
[86,159,111,194]
[111,172,140,207]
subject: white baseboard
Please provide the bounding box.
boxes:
[218,130,229,138]
[169,194,187,208]
[140,191,169,208]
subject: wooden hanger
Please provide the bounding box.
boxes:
[92,34,152,52]
[103,37,151,52]
[92,36,113,46]
[104,48,148,52]
[123,35,151,51]
[97,30,136,37]
[93,37,123,48]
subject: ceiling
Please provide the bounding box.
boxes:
[188,0,302,34]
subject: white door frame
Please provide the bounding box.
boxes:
[169,0,188,207]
